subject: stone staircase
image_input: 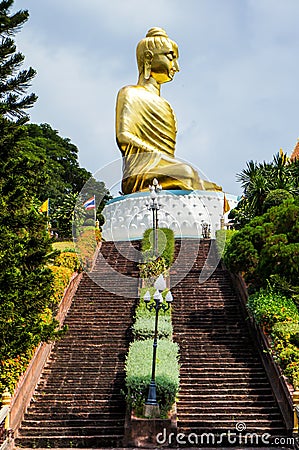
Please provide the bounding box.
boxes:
[15,238,290,448]
[15,241,140,448]
[171,239,288,443]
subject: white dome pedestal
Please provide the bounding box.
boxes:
[102,190,238,242]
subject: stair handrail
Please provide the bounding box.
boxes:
[7,270,83,441]
[229,270,294,432]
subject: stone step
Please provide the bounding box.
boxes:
[23,411,125,421]
[21,418,124,428]
[178,411,283,420]
[18,425,124,437]
[177,394,276,402]
[15,435,123,448]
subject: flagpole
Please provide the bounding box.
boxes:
[94,195,96,224]
[47,198,51,236]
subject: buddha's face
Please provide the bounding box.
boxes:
[150,43,180,84]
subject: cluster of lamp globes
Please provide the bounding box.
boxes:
[145,178,163,210]
[143,274,173,311]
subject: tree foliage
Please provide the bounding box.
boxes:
[19,123,111,237]
[224,196,299,294]
[0,0,37,119]
[230,153,299,228]
[0,2,62,384]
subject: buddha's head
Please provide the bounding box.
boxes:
[136,27,180,84]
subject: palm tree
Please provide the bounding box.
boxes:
[233,152,299,226]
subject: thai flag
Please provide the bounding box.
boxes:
[83,196,95,210]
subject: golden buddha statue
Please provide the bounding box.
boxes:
[116,27,221,194]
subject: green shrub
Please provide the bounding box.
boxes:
[215,229,236,258]
[75,226,98,270]
[48,265,73,304]
[125,339,179,418]
[95,228,102,243]
[247,288,299,331]
[142,228,175,268]
[263,189,294,212]
[271,322,299,347]
[0,349,34,393]
[84,218,95,226]
[139,256,168,281]
[54,251,81,273]
[133,316,173,340]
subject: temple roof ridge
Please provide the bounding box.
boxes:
[290,138,299,161]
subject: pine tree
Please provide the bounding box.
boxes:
[0,0,37,120]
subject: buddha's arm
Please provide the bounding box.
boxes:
[116,131,158,155]
[116,86,161,156]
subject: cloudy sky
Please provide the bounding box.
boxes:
[12,0,299,196]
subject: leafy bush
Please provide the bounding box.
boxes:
[215,229,236,258]
[133,316,173,340]
[247,288,299,331]
[74,226,97,270]
[84,218,95,226]
[95,228,102,243]
[48,265,73,304]
[125,339,179,418]
[263,189,294,212]
[142,228,175,268]
[139,256,168,281]
[247,287,299,388]
[224,198,299,290]
[54,251,81,273]
[271,322,299,347]
[0,349,34,393]
[271,323,299,387]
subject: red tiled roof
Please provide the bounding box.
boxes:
[290,140,299,161]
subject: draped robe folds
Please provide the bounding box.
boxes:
[116,85,209,194]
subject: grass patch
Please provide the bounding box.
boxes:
[125,339,179,418]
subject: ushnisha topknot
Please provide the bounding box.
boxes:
[145,27,168,38]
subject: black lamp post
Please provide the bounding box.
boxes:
[143,274,173,418]
[146,178,162,257]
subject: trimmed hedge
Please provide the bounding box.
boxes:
[132,316,173,340]
[142,228,175,268]
[136,289,171,319]
[125,227,178,418]
[125,339,179,418]
[54,251,81,273]
[48,265,73,304]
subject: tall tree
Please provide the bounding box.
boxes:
[0,0,37,120]
[19,123,111,237]
[0,1,59,381]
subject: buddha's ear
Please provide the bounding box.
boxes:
[144,50,153,80]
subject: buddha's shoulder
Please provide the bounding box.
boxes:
[117,85,158,102]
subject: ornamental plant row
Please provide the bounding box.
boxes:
[124,228,179,418]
